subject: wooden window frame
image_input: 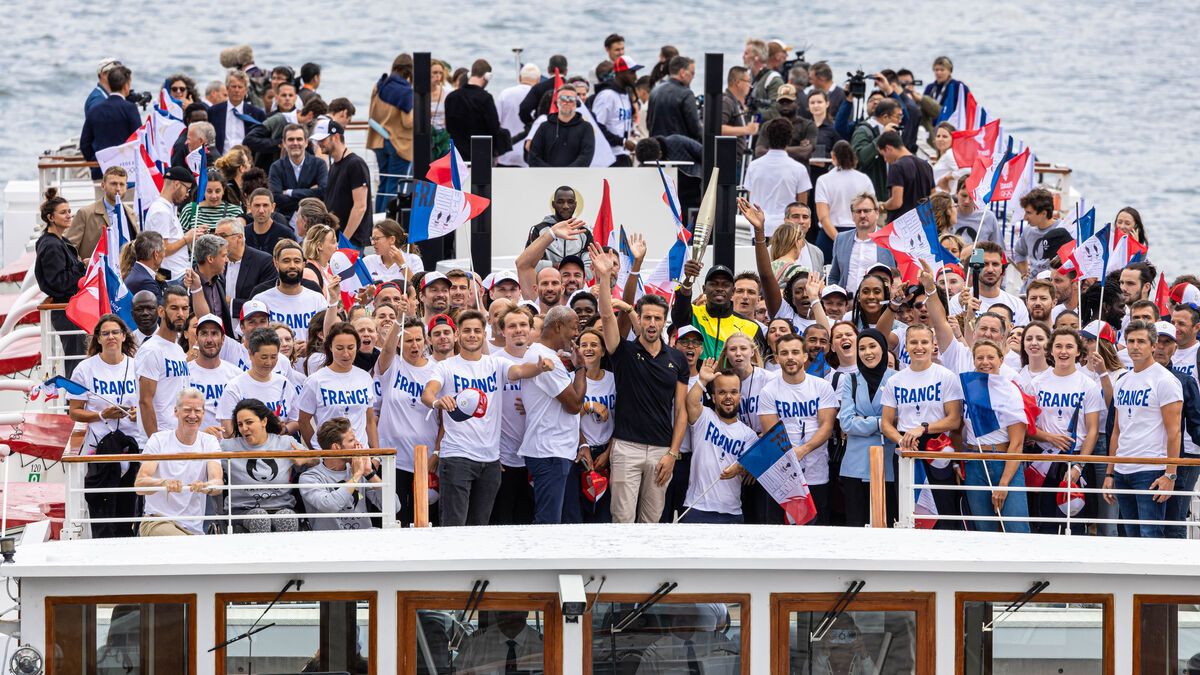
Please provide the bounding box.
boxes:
[771,592,936,675]
[215,591,378,675]
[397,591,561,675]
[583,593,751,675]
[955,592,1114,675]
[1132,594,1200,675]
[45,593,197,675]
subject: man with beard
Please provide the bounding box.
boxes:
[752,85,817,163]
[1024,279,1056,324]
[130,290,159,346]
[524,188,592,267]
[1051,267,1080,322]
[947,241,1030,326]
[677,364,760,523]
[558,255,587,297]
[136,286,192,437]
[757,333,839,524]
[533,268,564,311]
[413,271,451,318]
[427,314,458,362]
[803,324,832,377]
[661,326,704,523]
[1120,262,1156,306]
[674,259,766,360]
[219,327,300,437]
[186,315,241,435]
[250,240,328,341]
[215,217,277,321]
[446,269,474,311]
[490,306,537,525]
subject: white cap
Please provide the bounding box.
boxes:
[97,57,121,76]
[240,299,269,321]
[675,325,702,342]
[484,270,520,290]
[1035,269,1054,280]
[1155,320,1178,342]
[309,115,343,142]
[821,284,849,299]
[421,271,450,290]
[197,314,224,329]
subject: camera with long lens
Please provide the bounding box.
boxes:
[846,70,867,99]
[126,91,153,110]
[780,49,808,78]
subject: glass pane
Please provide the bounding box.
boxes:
[1138,602,1200,674]
[788,610,917,674]
[590,601,742,675]
[414,608,547,674]
[51,601,190,675]
[961,601,1104,674]
[223,599,369,674]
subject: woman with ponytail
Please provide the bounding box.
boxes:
[35,188,87,375]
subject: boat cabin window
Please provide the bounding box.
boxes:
[1134,595,1200,674]
[587,595,748,674]
[399,591,560,674]
[216,592,374,675]
[46,595,194,675]
[958,593,1111,675]
[772,592,935,674]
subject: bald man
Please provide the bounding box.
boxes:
[535,267,563,311]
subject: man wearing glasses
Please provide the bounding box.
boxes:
[720,66,760,175]
[528,86,595,167]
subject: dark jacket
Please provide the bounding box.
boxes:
[443,84,508,161]
[528,114,594,167]
[850,120,888,200]
[229,245,278,319]
[646,77,702,142]
[653,135,704,178]
[123,262,163,304]
[244,215,297,256]
[209,100,267,155]
[34,232,86,303]
[268,154,329,218]
[80,95,142,178]
[753,113,817,164]
[1172,370,1200,452]
[519,77,559,128]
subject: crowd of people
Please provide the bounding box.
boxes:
[33,38,1191,539]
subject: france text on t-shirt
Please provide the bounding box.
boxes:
[70,354,143,452]
[880,363,964,432]
[1032,369,1104,454]
[581,370,616,447]
[428,354,509,462]
[188,360,243,429]
[757,374,838,485]
[378,358,438,472]
[251,286,327,341]
[219,372,299,422]
[684,408,760,516]
[297,366,376,448]
[134,335,191,437]
[1113,363,1183,473]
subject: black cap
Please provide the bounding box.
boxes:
[558,254,586,273]
[164,165,195,186]
[705,265,735,283]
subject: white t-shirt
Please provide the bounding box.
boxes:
[1171,342,1200,455]
[581,371,616,447]
[218,339,296,381]
[744,149,812,236]
[144,196,187,275]
[963,377,1027,447]
[679,373,699,454]
[296,366,375,448]
[1032,369,1105,454]
[377,358,439,472]
[251,286,328,341]
[939,340,1020,381]
[142,430,220,535]
[684,408,759,516]
[948,290,1031,326]
[757,374,839,485]
[1113,363,1184,473]
[519,343,578,460]
[881,363,964,435]
[814,168,875,230]
[134,335,191,438]
[737,367,777,434]
[492,348,529,467]
[187,359,243,429]
[218,371,299,422]
[428,354,510,462]
[69,354,143,453]
[363,251,424,282]
[590,88,634,155]
[774,302,817,337]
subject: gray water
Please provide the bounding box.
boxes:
[2,0,1197,273]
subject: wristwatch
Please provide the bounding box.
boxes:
[1165,472,1178,481]
[668,450,682,460]
[363,469,378,481]
[921,422,930,434]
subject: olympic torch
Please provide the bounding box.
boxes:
[683,167,719,288]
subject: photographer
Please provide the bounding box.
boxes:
[720,66,759,176]
[875,69,921,153]
[850,98,901,200]
[80,65,143,180]
[743,39,782,120]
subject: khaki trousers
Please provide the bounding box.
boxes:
[138,519,194,537]
[609,439,670,523]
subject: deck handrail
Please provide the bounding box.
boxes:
[898,450,1200,466]
[62,448,396,463]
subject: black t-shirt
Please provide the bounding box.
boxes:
[886,154,934,221]
[354,348,380,373]
[326,151,374,248]
[244,215,297,256]
[609,338,689,447]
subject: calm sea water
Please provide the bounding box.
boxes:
[1,0,1196,273]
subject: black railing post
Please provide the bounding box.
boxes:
[470,136,493,276]
[714,136,737,270]
[702,53,723,194]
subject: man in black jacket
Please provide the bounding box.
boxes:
[215,218,278,321]
[444,59,508,161]
[519,55,568,128]
[80,66,142,180]
[268,124,328,219]
[528,87,594,167]
[646,56,701,141]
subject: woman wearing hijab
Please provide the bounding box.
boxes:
[837,329,898,527]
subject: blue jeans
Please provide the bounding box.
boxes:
[373,145,411,213]
[679,508,743,524]
[964,458,1030,533]
[1164,461,1199,539]
[526,456,573,525]
[1114,470,1167,538]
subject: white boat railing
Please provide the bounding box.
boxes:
[887,449,1200,534]
[59,447,401,539]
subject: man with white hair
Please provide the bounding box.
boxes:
[85,57,121,114]
[134,388,224,536]
[496,63,541,167]
[172,121,216,169]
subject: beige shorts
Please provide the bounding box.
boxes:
[138,519,196,537]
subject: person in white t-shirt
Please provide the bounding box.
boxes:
[421,310,556,527]
[187,315,243,435]
[363,218,423,283]
[136,286,192,437]
[1029,328,1104,533]
[743,118,811,237]
[756,333,838,523]
[134,388,224,536]
[218,327,300,436]
[519,305,588,525]
[1170,305,1200,388]
[678,362,760,523]
[572,327,616,523]
[814,141,875,249]
[922,260,1020,381]
[143,167,202,278]
[251,240,329,341]
[297,322,378,449]
[945,242,1030,326]
[1105,320,1184,538]
[489,306,537,525]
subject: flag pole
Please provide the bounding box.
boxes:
[965,404,1007,533]
[672,474,726,524]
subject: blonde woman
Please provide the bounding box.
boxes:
[301,224,338,292]
[930,191,957,234]
[214,146,251,206]
[430,60,453,130]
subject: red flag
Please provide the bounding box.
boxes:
[65,235,111,333]
[592,179,615,249]
[987,147,1032,203]
[547,68,564,114]
[950,119,1000,171]
[1152,272,1171,318]
[1020,387,1040,437]
[425,141,467,189]
[963,155,990,195]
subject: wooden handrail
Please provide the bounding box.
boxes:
[37,159,98,170]
[37,302,68,311]
[899,450,1200,466]
[63,448,396,463]
[869,446,886,528]
[1033,162,1071,175]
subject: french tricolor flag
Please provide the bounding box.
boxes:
[1107,230,1148,275]
[185,145,207,203]
[869,201,958,283]
[960,371,1031,438]
[329,233,374,309]
[938,83,987,131]
[425,138,469,190]
[642,167,690,299]
[738,422,818,526]
[407,179,490,243]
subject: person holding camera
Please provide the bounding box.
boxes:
[850,98,902,201]
[80,65,143,180]
[743,39,783,121]
[720,66,759,176]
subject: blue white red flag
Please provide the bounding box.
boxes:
[426,139,468,190]
[328,233,375,310]
[592,179,617,250]
[959,372,1030,438]
[737,422,818,525]
[29,375,90,401]
[158,80,185,121]
[937,83,987,131]
[185,145,207,203]
[407,179,490,243]
[1107,230,1148,275]
[66,229,134,333]
[869,201,958,283]
[641,167,690,299]
[983,146,1032,203]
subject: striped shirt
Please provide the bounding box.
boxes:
[179,202,243,232]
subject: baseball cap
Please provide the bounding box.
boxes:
[776,84,798,102]
[164,165,195,186]
[1035,269,1054,281]
[705,265,735,283]
[196,314,224,329]
[939,263,966,280]
[240,299,269,322]
[426,313,456,334]
[675,325,702,343]
[866,263,894,282]
[421,271,450,290]
[613,56,643,73]
[1155,320,1178,342]
[1080,320,1116,344]
[483,270,520,290]
[446,388,489,422]
[97,57,121,76]
[821,285,849,299]
[1171,282,1200,307]
[1057,478,1085,517]
[309,115,343,142]
[558,255,586,274]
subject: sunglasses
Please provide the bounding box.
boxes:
[557,95,578,104]
[170,86,187,93]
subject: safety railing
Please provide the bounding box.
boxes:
[887,450,1200,534]
[36,303,82,412]
[58,446,427,538]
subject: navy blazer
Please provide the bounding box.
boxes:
[230,245,279,319]
[80,95,142,176]
[268,154,329,218]
[123,263,163,304]
[828,229,898,290]
[209,100,266,154]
